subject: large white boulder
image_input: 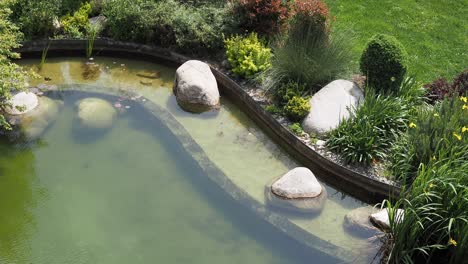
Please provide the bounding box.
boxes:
[302,80,363,135]
[271,167,323,198]
[370,208,405,230]
[173,60,220,112]
[5,92,39,115]
[76,98,117,130]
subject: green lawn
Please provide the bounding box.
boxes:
[324,0,468,83]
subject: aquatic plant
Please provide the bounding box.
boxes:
[39,41,51,70]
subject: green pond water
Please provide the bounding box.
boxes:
[0,92,336,264]
[0,56,380,263]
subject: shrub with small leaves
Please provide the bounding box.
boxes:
[273,80,306,106]
[283,96,310,122]
[424,69,468,104]
[360,34,408,94]
[224,32,272,78]
[265,104,283,114]
[288,122,304,135]
[60,2,92,38]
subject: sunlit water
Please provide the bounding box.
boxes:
[0,56,380,263]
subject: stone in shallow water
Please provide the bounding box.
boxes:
[343,206,381,238]
[173,60,220,113]
[370,208,405,230]
[302,80,363,135]
[76,98,117,130]
[5,92,39,115]
[271,167,322,198]
[20,97,63,139]
[266,167,327,214]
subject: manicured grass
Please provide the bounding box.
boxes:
[324,0,467,83]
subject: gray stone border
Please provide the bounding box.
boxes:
[17,39,400,203]
[49,85,349,262]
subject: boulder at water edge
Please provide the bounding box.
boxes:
[343,206,381,238]
[76,98,117,130]
[173,60,220,113]
[370,208,405,231]
[5,92,39,115]
[20,97,63,139]
[302,80,363,135]
[266,167,327,214]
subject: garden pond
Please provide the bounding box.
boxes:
[0,57,381,263]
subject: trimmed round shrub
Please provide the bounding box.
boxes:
[360,34,408,94]
[283,95,310,122]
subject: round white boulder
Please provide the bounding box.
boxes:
[5,92,39,115]
[271,167,323,199]
[302,80,363,135]
[173,60,220,112]
[77,98,117,130]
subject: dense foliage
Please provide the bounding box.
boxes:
[273,80,305,106]
[60,2,92,38]
[231,0,292,36]
[360,34,408,94]
[424,69,468,104]
[224,32,272,78]
[0,4,28,129]
[262,14,352,95]
[283,95,310,122]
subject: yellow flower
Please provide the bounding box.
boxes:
[462,126,468,133]
[429,183,434,188]
[453,132,462,141]
[448,238,457,247]
[463,104,468,110]
[431,155,436,161]
[409,122,417,128]
[433,113,439,117]
[461,96,468,103]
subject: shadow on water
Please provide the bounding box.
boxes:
[126,100,341,264]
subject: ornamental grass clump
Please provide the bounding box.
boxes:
[262,1,352,95]
[326,89,409,165]
[381,148,468,263]
[389,95,468,184]
[224,32,272,78]
[360,34,408,94]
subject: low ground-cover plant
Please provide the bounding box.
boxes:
[360,34,408,94]
[424,69,468,104]
[272,80,306,106]
[224,32,272,78]
[283,95,310,122]
[288,122,304,135]
[389,95,468,183]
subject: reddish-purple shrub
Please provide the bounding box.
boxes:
[232,0,292,36]
[424,69,468,104]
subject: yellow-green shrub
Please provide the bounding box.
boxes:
[61,2,91,38]
[224,32,272,78]
[283,95,310,122]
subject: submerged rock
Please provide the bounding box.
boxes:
[82,62,101,80]
[136,70,161,79]
[76,98,117,130]
[5,96,64,140]
[266,167,327,214]
[302,80,363,135]
[344,206,381,238]
[5,92,39,115]
[173,60,220,113]
[370,208,405,230]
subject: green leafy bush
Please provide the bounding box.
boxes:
[389,96,468,183]
[326,89,409,165]
[288,123,304,135]
[102,0,230,52]
[273,80,306,106]
[283,96,310,122]
[265,104,283,114]
[0,4,29,129]
[360,34,408,94]
[9,0,61,38]
[224,32,272,78]
[262,18,352,94]
[60,2,92,38]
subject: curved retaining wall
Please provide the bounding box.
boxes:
[17,39,400,203]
